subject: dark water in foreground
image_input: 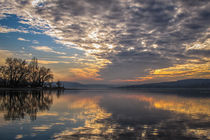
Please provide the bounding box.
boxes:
[0,89,209,140]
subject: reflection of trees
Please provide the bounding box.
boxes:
[0,90,53,120]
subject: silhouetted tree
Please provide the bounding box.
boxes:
[28,57,39,87]
[0,57,53,88]
[0,66,8,87]
[39,66,53,87]
[0,58,29,87]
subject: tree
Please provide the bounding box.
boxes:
[39,66,53,87]
[0,57,54,88]
[0,58,29,87]
[28,57,39,87]
[0,66,8,87]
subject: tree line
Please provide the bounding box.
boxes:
[0,57,53,88]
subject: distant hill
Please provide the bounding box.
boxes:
[62,82,86,89]
[55,82,115,89]
[54,79,210,89]
[120,79,210,89]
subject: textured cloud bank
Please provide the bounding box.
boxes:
[0,0,210,83]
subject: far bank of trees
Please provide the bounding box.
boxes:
[0,57,53,88]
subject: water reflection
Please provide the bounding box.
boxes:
[118,94,210,120]
[100,93,210,139]
[0,90,60,120]
[53,95,118,140]
[0,89,209,140]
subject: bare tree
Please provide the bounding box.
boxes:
[28,57,39,87]
[0,58,29,87]
[39,66,53,87]
[0,57,54,88]
[0,66,8,87]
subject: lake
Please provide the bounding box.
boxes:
[0,89,209,140]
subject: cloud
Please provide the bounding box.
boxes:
[17,37,30,42]
[32,46,53,52]
[112,76,153,83]
[100,51,172,81]
[32,40,39,44]
[186,38,210,58]
[121,61,210,83]
[32,46,66,55]
[151,63,210,79]
[1,0,210,83]
[26,59,71,65]
[58,55,77,59]
[69,68,102,81]
[187,49,210,58]
[0,26,28,33]
[37,60,60,64]
[0,13,7,20]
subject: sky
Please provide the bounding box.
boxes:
[0,0,210,84]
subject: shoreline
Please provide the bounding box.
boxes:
[0,87,65,91]
[0,87,210,91]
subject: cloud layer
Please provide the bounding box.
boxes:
[0,0,210,83]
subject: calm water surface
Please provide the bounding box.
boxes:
[0,89,210,140]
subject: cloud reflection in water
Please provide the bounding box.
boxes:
[0,90,209,139]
